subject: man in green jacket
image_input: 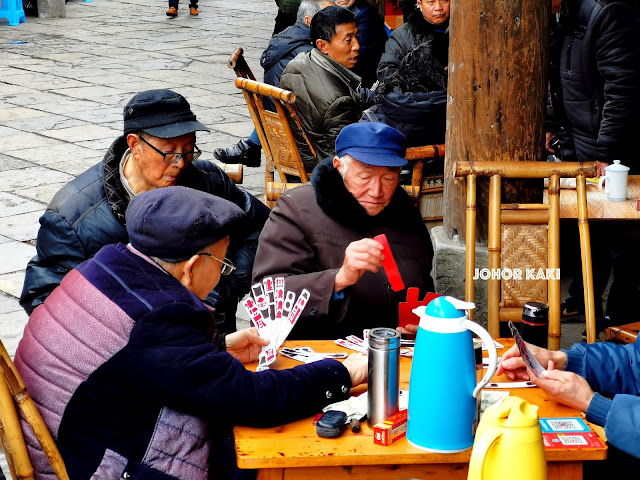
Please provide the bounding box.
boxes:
[280,6,372,173]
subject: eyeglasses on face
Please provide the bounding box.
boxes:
[139,135,202,164]
[197,253,236,276]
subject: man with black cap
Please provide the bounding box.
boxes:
[20,89,270,334]
[14,186,367,480]
[252,122,434,340]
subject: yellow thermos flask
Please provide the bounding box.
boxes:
[468,396,547,480]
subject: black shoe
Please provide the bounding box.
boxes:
[561,297,583,318]
[581,315,610,342]
[213,139,261,167]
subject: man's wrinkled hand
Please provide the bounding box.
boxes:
[496,343,567,380]
[225,327,270,364]
[530,361,595,412]
[334,238,384,292]
[342,352,368,387]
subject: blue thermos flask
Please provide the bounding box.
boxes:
[407,296,498,453]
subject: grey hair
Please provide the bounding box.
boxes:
[338,154,352,177]
[297,0,335,23]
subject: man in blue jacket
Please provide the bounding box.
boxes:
[498,339,640,466]
[19,89,270,334]
[214,0,334,167]
[15,186,367,479]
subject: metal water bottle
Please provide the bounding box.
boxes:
[367,327,400,427]
[520,302,549,348]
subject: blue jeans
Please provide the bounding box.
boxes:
[248,129,261,149]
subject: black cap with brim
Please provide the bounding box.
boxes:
[123,89,210,138]
[142,119,209,139]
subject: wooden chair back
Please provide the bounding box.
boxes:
[228,47,256,80]
[234,77,314,207]
[264,144,446,207]
[455,161,597,349]
[0,340,69,480]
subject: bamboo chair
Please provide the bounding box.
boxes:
[264,144,446,207]
[0,340,69,480]
[455,161,597,349]
[234,77,313,207]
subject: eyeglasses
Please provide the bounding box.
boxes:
[197,253,236,276]
[139,135,202,164]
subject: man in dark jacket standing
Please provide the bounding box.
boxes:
[252,122,434,340]
[214,0,334,167]
[280,6,372,172]
[19,89,270,334]
[335,0,387,88]
[548,0,640,332]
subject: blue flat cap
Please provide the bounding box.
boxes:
[335,123,407,167]
[126,186,245,262]
[123,89,209,138]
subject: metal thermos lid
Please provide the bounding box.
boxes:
[522,302,549,320]
[368,327,400,350]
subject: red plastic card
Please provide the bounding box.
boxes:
[398,288,442,328]
[373,234,405,292]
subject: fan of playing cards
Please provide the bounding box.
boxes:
[242,277,310,371]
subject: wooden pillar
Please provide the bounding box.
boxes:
[443,0,550,242]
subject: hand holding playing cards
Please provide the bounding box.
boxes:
[497,343,567,380]
[342,353,368,387]
[530,361,595,412]
[225,328,270,364]
[334,238,384,292]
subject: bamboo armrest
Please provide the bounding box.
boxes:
[220,163,243,184]
[405,144,445,161]
[265,182,303,204]
[235,78,295,104]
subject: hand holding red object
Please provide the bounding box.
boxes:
[373,234,405,292]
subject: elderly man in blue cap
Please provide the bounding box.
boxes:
[252,122,434,340]
[14,186,367,480]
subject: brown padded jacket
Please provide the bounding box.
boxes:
[252,158,434,340]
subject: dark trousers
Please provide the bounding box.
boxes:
[563,220,640,325]
[168,0,197,9]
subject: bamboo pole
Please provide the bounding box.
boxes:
[0,342,69,480]
[548,175,561,351]
[576,175,597,344]
[487,175,502,337]
[501,209,549,225]
[455,161,597,179]
[0,374,34,480]
[465,174,477,321]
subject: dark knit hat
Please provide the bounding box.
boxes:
[336,123,407,167]
[126,186,245,262]
[123,89,209,138]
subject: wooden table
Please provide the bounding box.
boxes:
[234,339,607,480]
[551,175,640,219]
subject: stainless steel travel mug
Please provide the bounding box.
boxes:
[367,327,401,427]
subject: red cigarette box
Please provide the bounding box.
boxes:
[373,410,408,446]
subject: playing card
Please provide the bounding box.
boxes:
[242,297,276,369]
[275,289,310,348]
[508,321,547,378]
[335,338,369,354]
